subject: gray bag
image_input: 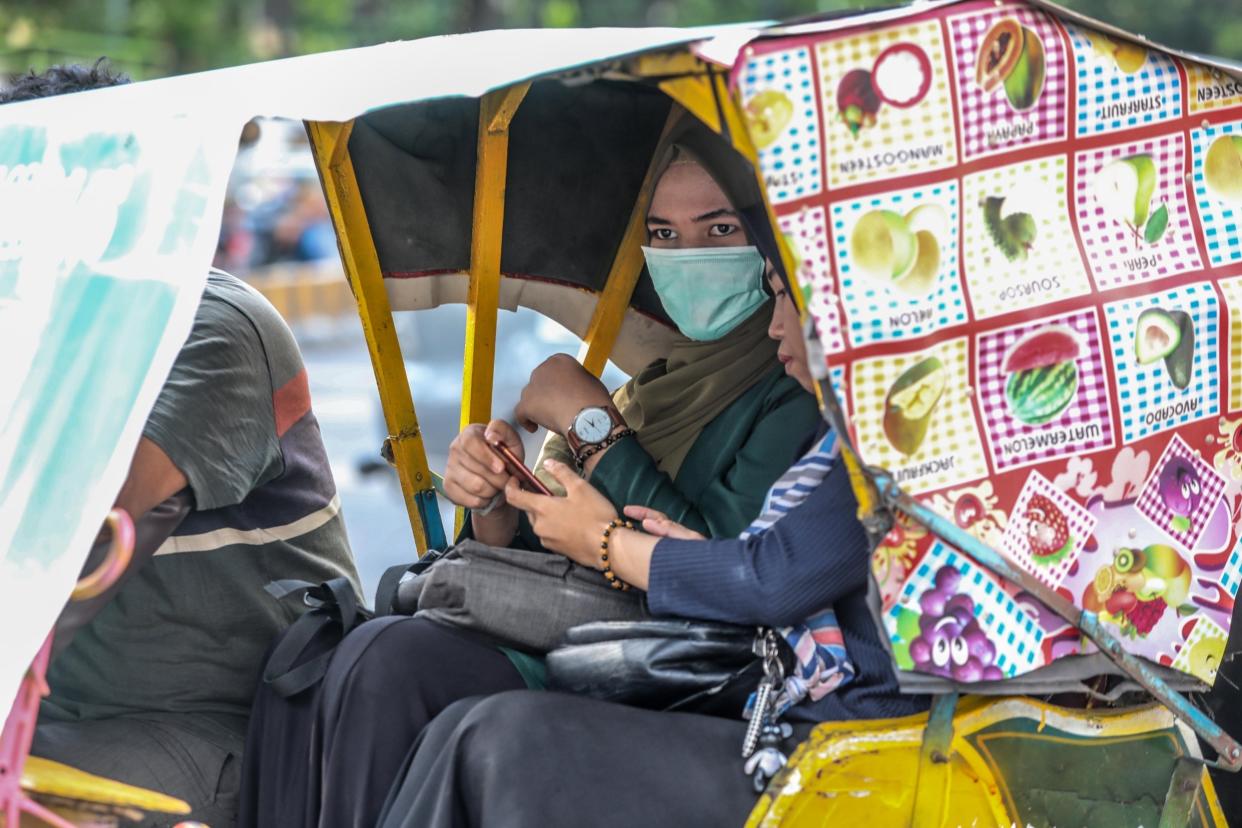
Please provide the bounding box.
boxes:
[398,540,649,653]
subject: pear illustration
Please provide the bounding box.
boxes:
[1092,155,1169,244]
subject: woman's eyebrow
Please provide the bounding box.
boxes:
[693,208,738,222]
[646,215,672,226]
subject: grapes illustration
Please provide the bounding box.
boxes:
[908,566,1004,681]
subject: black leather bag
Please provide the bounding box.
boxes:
[545,619,765,715]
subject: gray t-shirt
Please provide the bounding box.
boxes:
[45,271,360,720]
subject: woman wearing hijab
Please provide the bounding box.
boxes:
[373,268,927,828]
[238,120,822,828]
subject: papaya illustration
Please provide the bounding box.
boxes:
[975,18,1046,112]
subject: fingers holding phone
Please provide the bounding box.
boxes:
[487,438,553,496]
[444,420,521,509]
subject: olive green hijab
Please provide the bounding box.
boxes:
[537,117,779,484]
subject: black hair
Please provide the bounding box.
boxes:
[0,58,130,104]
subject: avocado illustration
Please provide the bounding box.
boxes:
[1134,308,1181,364]
[1135,307,1194,389]
[1164,311,1194,390]
[883,357,947,456]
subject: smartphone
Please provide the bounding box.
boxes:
[487,439,554,496]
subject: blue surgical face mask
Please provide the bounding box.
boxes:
[642,245,768,341]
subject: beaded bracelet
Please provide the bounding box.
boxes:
[573,428,637,470]
[599,518,634,591]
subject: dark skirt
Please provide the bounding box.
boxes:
[238,616,526,828]
[376,690,814,828]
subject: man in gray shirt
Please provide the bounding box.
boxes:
[4,64,360,827]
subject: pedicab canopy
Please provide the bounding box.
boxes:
[341,0,1242,698]
[1,0,1240,725]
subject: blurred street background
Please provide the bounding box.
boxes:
[1,0,1238,598]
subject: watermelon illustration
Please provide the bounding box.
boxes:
[1003,326,1083,426]
[1003,325,1082,372]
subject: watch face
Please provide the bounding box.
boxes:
[573,407,614,443]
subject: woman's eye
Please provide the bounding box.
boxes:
[708,223,739,237]
[650,228,676,241]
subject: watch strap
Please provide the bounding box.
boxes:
[566,403,626,454]
[574,428,637,470]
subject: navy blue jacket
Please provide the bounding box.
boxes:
[647,459,929,723]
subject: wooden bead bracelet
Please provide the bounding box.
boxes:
[600,518,633,591]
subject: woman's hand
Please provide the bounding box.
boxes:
[504,459,617,567]
[443,419,524,546]
[623,506,706,541]
[514,354,613,436]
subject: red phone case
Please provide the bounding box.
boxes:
[488,440,554,496]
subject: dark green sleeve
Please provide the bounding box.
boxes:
[142,298,281,511]
[588,384,822,538]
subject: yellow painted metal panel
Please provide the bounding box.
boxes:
[911,694,958,828]
[1199,770,1229,827]
[308,119,437,554]
[632,50,707,82]
[747,697,1230,828]
[657,74,721,135]
[21,755,191,815]
[577,108,681,377]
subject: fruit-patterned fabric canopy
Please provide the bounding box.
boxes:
[731,0,1242,689]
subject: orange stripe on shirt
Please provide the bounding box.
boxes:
[273,368,312,438]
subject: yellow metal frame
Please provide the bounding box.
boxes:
[454,82,531,533]
[308,119,439,554]
[576,107,682,377]
[746,697,1228,827]
[460,83,531,429]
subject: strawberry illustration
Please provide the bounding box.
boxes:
[1024,494,1072,564]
